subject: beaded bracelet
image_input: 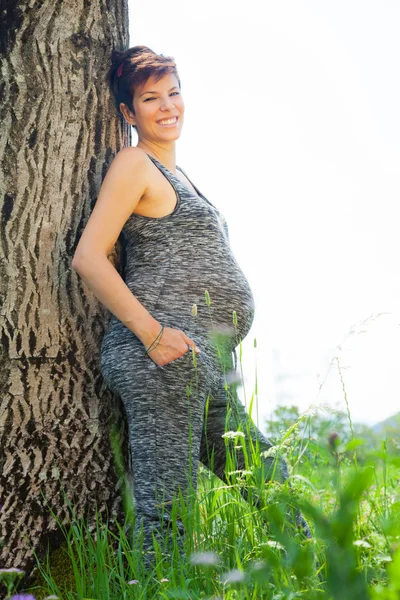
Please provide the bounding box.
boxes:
[144,325,165,355]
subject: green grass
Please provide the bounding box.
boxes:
[3,311,399,600]
[21,427,398,600]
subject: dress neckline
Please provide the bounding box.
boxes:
[145,153,211,206]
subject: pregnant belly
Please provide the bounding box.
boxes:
[203,261,255,344]
[150,257,256,345]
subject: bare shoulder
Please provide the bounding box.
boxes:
[102,146,153,198]
[109,145,149,175]
[72,147,151,261]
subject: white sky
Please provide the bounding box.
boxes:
[127,1,400,429]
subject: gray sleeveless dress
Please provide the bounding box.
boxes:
[100,153,309,563]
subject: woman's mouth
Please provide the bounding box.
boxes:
[157,116,179,127]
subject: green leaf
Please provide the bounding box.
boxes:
[343,438,365,452]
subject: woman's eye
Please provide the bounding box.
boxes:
[143,92,180,102]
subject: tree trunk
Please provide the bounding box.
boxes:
[0,0,130,577]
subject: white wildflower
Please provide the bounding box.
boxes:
[353,540,372,549]
[261,447,279,459]
[222,431,246,440]
[221,568,247,584]
[251,559,267,570]
[267,540,284,550]
[190,551,221,566]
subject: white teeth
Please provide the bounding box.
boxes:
[158,117,177,125]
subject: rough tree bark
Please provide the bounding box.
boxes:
[0,0,131,578]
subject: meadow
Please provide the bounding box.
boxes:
[2,322,399,600]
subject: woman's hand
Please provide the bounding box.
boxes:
[146,326,200,366]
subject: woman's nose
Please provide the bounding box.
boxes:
[160,97,175,110]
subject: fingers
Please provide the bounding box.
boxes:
[182,333,201,353]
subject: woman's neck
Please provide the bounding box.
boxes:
[136,140,177,174]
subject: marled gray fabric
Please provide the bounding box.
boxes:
[100,154,309,563]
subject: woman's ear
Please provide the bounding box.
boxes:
[119,102,136,127]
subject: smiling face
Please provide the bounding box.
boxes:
[120,72,184,143]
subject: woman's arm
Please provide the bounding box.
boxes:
[71,147,160,347]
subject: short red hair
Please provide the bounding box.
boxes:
[108,45,181,119]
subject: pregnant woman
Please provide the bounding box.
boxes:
[72,45,310,567]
